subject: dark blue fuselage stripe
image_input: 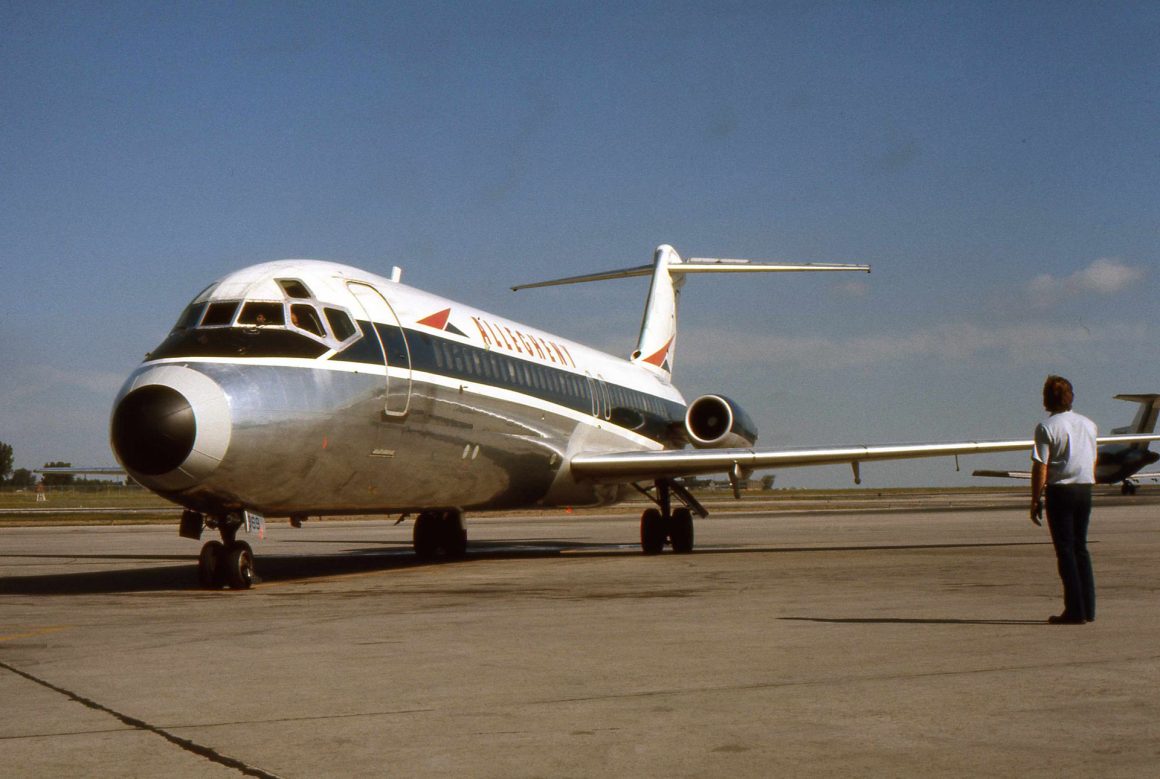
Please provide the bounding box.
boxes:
[333,321,684,443]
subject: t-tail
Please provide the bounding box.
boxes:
[513,244,870,379]
[1111,394,1160,447]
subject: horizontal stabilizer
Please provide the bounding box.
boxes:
[511,258,870,291]
[513,245,871,379]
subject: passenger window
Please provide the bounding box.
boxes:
[202,301,240,327]
[290,304,326,337]
[325,308,356,341]
[238,302,285,326]
[277,279,313,299]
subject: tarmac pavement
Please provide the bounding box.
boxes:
[2,494,1159,777]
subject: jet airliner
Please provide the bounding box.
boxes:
[106,244,1160,588]
[973,394,1160,494]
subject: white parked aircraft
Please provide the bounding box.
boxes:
[106,244,1160,588]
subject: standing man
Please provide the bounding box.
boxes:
[1030,375,1098,625]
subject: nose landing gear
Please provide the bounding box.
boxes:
[184,511,259,589]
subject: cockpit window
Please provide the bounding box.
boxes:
[152,281,364,362]
[277,279,313,299]
[325,308,357,341]
[173,302,206,331]
[202,301,240,327]
[191,282,217,303]
[290,304,326,338]
[238,302,285,327]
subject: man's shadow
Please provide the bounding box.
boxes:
[780,616,1045,626]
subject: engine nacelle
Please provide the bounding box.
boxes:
[684,394,759,449]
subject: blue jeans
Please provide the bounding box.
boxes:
[1046,484,1094,620]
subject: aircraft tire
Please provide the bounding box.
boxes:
[440,511,468,559]
[198,540,226,589]
[414,511,440,559]
[225,541,255,590]
[641,508,665,555]
[669,507,694,554]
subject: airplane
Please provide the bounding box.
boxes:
[973,394,1160,495]
[105,244,1160,589]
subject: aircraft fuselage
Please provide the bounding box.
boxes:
[110,260,688,519]
[1096,445,1160,485]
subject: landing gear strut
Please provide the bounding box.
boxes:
[413,509,467,560]
[637,479,705,555]
[193,513,258,590]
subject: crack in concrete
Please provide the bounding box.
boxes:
[0,659,281,778]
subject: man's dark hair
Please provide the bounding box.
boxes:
[1043,375,1074,413]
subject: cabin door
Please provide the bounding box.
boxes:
[347,282,412,417]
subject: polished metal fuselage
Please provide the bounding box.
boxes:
[124,358,635,517]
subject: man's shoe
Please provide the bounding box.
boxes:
[1048,614,1085,625]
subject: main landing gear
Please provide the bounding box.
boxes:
[1121,480,1138,496]
[182,510,257,590]
[637,479,707,555]
[412,509,467,560]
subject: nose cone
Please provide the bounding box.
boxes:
[110,365,232,491]
[112,386,196,475]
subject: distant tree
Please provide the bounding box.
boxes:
[760,474,776,490]
[10,468,35,489]
[41,462,74,487]
[0,441,12,483]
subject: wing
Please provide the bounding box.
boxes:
[1130,471,1160,484]
[972,469,1033,480]
[35,466,127,476]
[570,434,1160,483]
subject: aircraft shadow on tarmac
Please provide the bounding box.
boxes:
[0,539,1048,596]
[0,541,596,595]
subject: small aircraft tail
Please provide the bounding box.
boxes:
[1111,394,1160,446]
[513,244,869,379]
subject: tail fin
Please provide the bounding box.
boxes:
[632,245,683,374]
[512,244,870,379]
[1111,394,1160,442]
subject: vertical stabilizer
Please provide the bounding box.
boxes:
[510,244,870,381]
[631,245,684,378]
[1112,394,1160,443]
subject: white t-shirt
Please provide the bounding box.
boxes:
[1032,410,1098,485]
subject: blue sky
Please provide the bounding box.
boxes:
[1,2,1157,487]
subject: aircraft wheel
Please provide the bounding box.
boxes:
[440,510,468,559]
[669,507,694,554]
[413,511,440,559]
[198,540,226,589]
[641,508,666,555]
[1122,481,1137,496]
[225,541,255,590]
